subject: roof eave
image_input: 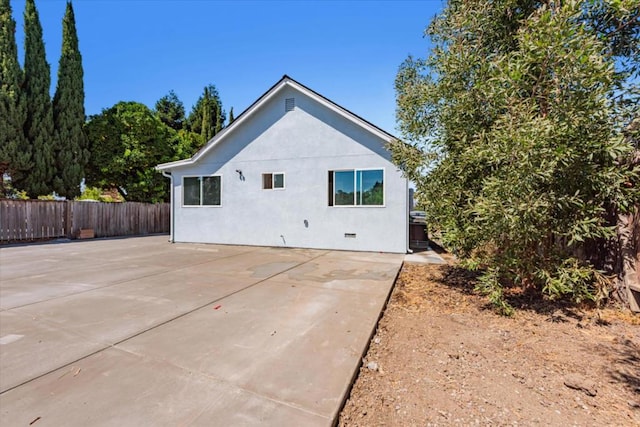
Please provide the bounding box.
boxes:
[156,158,194,171]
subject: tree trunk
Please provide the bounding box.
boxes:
[616,207,640,311]
[613,118,640,311]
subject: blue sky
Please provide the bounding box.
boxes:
[9,0,443,134]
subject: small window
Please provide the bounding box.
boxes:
[273,173,285,189]
[262,173,285,190]
[328,169,384,206]
[183,175,221,206]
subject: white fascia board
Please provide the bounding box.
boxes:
[156,159,193,171]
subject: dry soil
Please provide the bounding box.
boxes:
[339,260,640,426]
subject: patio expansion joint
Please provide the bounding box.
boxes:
[1,246,264,312]
[265,277,390,297]
[111,344,332,422]
[105,249,332,346]
[0,249,332,397]
[313,252,406,265]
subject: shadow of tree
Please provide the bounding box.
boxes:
[429,256,602,321]
[500,292,590,319]
[433,264,479,296]
[417,248,640,403]
[417,243,636,330]
[609,338,640,396]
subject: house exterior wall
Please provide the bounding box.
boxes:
[168,86,408,253]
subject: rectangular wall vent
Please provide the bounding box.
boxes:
[344,233,356,238]
[285,98,295,112]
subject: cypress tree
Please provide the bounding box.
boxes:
[0,0,29,195]
[53,1,88,199]
[200,87,213,142]
[214,100,223,133]
[228,107,235,125]
[187,84,225,138]
[23,0,55,197]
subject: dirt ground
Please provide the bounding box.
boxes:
[339,258,640,426]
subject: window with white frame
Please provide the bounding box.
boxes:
[183,175,221,206]
[262,172,285,190]
[328,169,384,206]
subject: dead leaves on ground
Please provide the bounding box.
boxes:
[391,264,479,314]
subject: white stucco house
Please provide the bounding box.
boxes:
[156,76,409,253]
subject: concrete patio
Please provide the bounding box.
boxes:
[0,236,403,426]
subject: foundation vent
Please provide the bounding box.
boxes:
[285,98,295,112]
[344,233,356,238]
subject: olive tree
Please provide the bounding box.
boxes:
[392,0,639,313]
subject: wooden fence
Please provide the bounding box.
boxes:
[0,200,170,242]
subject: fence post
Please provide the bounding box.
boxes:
[65,200,72,239]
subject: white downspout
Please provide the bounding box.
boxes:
[161,171,174,243]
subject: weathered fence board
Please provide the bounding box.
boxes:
[70,201,169,238]
[0,200,67,241]
[0,200,169,242]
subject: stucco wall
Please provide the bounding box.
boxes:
[168,86,408,253]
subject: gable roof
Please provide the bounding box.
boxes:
[156,75,397,171]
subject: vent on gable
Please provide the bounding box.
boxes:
[285,98,295,112]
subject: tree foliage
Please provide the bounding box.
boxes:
[85,102,176,203]
[187,84,225,144]
[22,0,55,197]
[52,1,88,199]
[155,90,185,131]
[228,106,235,125]
[154,90,204,158]
[85,84,227,203]
[171,128,203,159]
[392,0,639,313]
[0,0,28,195]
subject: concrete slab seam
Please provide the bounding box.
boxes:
[0,249,331,396]
[2,246,263,311]
[111,344,333,423]
[264,278,391,297]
